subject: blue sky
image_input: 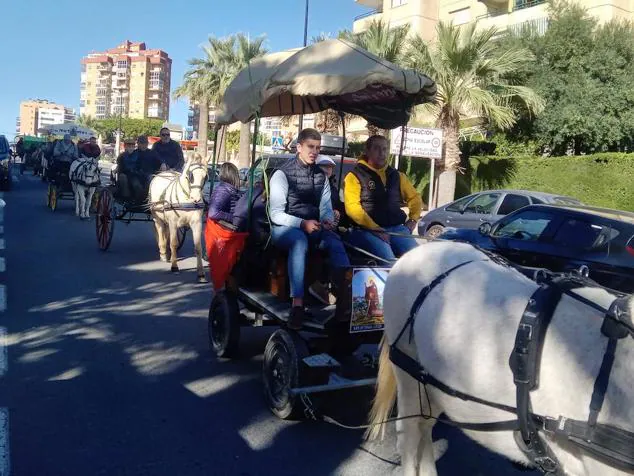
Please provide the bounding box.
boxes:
[0,0,369,141]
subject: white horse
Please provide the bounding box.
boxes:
[69,156,100,220]
[148,153,208,283]
[368,241,634,476]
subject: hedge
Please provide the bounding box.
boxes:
[398,153,634,211]
[465,154,634,211]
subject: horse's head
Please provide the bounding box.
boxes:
[183,153,208,204]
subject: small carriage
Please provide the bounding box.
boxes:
[45,159,75,212]
[94,170,188,252]
[206,39,436,419]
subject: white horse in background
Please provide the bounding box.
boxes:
[69,156,100,220]
[368,241,634,476]
[148,153,208,283]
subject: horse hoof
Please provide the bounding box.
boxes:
[197,275,207,284]
[171,266,179,273]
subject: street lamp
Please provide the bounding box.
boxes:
[297,0,309,132]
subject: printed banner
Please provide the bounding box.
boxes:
[350,268,390,333]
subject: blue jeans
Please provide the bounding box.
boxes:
[346,224,418,261]
[271,226,350,298]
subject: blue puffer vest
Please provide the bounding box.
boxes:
[278,157,326,221]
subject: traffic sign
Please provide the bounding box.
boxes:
[390,127,443,159]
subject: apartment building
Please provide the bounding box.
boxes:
[80,41,172,121]
[17,100,76,136]
[354,0,634,39]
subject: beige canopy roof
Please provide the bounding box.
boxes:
[216,38,436,130]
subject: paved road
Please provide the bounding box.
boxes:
[0,172,537,475]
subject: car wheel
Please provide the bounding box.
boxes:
[425,224,445,240]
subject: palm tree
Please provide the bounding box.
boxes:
[339,20,410,135]
[405,22,544,206]
[233,34,268,168]
[173,69,214,158]
[340,20,409,65]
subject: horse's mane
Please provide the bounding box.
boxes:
[185,151,205,167]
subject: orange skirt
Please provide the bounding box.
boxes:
[204,217,249,290]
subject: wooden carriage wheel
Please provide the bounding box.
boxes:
[48,185,58,211]
[96,188,115,251]
[90,190,100,214]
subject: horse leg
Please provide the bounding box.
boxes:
[79,187,87,219]
[73,183,80,216]
[85,187,95,219]
[169,223,179,272]
[191,218,206,283]
[393,365,439,476]
[153,217,168,262]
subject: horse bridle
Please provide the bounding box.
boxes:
[390,250,634,475]
[178,164,207,198]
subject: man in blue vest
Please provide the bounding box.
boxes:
[269,128,350,330]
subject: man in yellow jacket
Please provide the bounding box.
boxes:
[343,135,422,261]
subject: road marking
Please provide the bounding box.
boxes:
[0,288,5,313]
[0,328,5,377]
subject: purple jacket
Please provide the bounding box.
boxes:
[208,181,243,222]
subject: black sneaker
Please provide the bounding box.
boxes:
[288,306,304,330]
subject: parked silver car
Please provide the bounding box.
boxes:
[417,189,582,238]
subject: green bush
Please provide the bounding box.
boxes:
[463,153,634,211]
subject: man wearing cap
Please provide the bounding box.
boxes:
[153,127,184,172]
[343,135,422,261]
[51,133,79,178]
[316,155,345,227]
[80,136,101,159]
[117,136,160,201]
[268,128,350,329]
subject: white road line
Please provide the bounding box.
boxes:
[0,328,5,377]
[0,408,8,476]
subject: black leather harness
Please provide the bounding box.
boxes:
[390,253,634,474]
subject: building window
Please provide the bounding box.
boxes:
[96,105,107,115]
[449,7,471,25]
[391,0,407,7]
[117,60,128,68]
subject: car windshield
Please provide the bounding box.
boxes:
[492,210,554,240]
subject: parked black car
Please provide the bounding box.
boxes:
[438,204,634,293]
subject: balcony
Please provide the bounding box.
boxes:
[355,0,382,8]
[353,8,384,32]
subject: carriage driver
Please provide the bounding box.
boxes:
[117,136,161,201]
[51,134,79,178]
[343,135,422,261]
[153,127,185,172]
[269,128,351,330]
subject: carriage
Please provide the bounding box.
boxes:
[94,170,188,252]
[45,158,76,212]
[206,38,436,419]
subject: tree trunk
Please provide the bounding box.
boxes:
[218,126,227,163]
[435,110,461,206]
[239,121,251,168]
[198,101,209,159]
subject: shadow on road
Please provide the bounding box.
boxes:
[1,176,537,475]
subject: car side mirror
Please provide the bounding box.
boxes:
[479,222,492,236]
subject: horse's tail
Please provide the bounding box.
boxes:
[366,334,397,441]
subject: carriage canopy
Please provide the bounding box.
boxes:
[216,38,437,130]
